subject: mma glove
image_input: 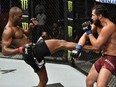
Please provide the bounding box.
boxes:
[30,18,39,25]
[19,44,34,58]
[71,45,82,58]
[82,21,92,35]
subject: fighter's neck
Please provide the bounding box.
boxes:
[100,18,110,26]
[7,20,17,27]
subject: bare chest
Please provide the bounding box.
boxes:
[13,28,24,39]
[12,28,30,47]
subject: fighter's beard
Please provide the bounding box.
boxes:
[94,19,102,27]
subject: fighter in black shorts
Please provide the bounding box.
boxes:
[2,6,77,87]
[23,39,51,72]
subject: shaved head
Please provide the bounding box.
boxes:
[9,6,22,16]
[9,6,23,25]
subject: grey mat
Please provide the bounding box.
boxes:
[0,58,86,87]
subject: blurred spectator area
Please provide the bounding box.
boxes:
[0,10,9,40]
[0,0,116,64]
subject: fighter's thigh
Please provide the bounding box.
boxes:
[45,39,66,53]
[97,67,112,84]
[97,67,112,86]
[87,65,98,82]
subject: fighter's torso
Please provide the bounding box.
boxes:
[97,25,116,56]
[11,26,30,47]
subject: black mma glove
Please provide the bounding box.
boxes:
[71,45,82,58]
[30,18,38,23]
[30,18,39,26]
[82,21,92,35]
[19,44,34,59]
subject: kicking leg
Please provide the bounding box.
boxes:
[45,39,77,54]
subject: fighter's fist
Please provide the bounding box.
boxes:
[19,44,32,54]
[19,44,34,58]
[82,21,92,35]
[30,18,39,25]
[71,49,81,58]
[71,45,82,58]
[29,18,39,29]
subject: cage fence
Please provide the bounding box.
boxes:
[0,0,116,86]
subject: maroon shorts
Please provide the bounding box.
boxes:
[94,54,116,75]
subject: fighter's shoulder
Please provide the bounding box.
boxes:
[107,22,116,31]
[102,22,116,34]
[3,26,14,35]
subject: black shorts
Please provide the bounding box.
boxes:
[24,41,51,72]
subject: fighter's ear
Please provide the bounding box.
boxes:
[99,14,102,19]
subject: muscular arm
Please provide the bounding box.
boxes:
[78,33,100,53]
[88,25,114,50]
[22,23,33,37]
[78,33,88,46]
[78,25,97,46]
[74,23,103,54]
[2,28,19,56]
[83,45,101,53]
[23,20,38,36]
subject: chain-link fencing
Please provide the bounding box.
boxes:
[0,0,116,86]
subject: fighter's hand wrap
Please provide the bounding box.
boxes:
[82,21,92,35]
[19,44,34,59]
[71,45,82,58]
